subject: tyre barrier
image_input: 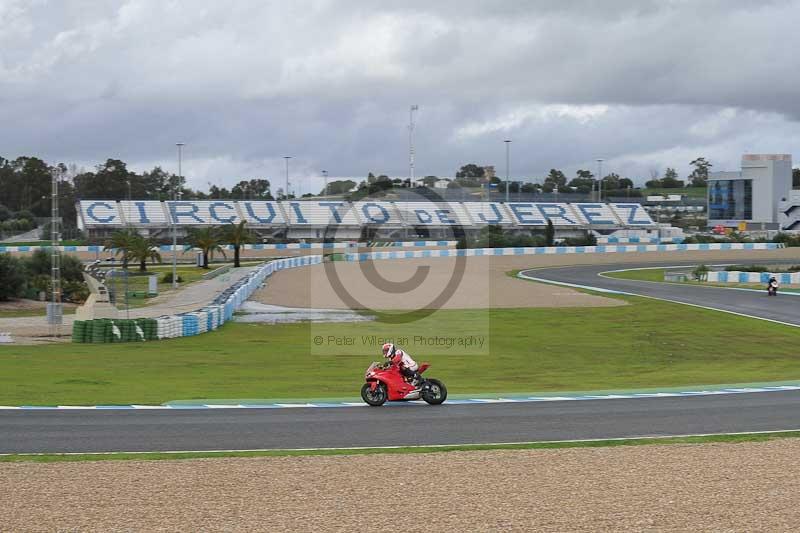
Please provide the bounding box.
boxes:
[71,318,157,343]
[71,255,323,343]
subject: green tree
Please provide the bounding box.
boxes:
[545,219,555,247]
[568,170,594,194]
[104,229,139,269]
[455,164,485,179]
[186,227,226,268]
[543,169,567,193]
[128,235,162,272]
[689,157,712,187]
[0,254,27,300]
[661,168,684,188]
[224,221,255,267]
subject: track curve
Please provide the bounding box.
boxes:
[522,260,800,327]
[4,257,800,454]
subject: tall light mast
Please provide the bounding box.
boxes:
[409,105,418,185]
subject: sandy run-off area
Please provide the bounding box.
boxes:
[4,440,800,532]
[254,248,800,310]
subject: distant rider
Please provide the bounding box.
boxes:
[768,275,779,293]
[382,343,422,386]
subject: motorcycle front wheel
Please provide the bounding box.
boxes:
[361,382,387,406]
[421,379,447,405]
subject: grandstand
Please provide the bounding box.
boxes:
[78,200,657,241]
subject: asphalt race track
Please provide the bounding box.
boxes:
[2,391,800,454]
[523,260,800,327]
[3,259,800,454]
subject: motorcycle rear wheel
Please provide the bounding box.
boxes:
[421,379,447,405]
[361,382,387,406]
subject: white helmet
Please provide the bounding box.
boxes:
[382,343,395,358]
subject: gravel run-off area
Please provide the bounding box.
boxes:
[254,248,800,310]
[3,440,800,532]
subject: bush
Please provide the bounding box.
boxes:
[724,264,768,273]
[0,204,11,222]
[773,233,800,247]
[161,272,183,284]
[0,254,27,300]
[692,264,709,281]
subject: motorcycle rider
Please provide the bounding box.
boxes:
[768,275,779,294]
[382,343,422,387]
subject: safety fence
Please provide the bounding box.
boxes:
[706,270,800,284]
[71,254,322,343]
[0,240,457,254]
[596,236,684,244]
[344,242,784,262]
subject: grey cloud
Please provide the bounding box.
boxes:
[0,0,799,191]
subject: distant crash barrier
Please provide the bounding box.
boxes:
[71,255,322,343]
[0,240,457,255]
[345,242,785,262]
[707,270,800,284]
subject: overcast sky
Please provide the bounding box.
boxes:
[2,0,800,194]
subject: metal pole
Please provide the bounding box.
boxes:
[49,167,62,337]
[173,143,183,289]
[283,156,291,199]
[596,158,604,202]
[504,140,511,203]
[409,105,418,186]
[322,170,328,197]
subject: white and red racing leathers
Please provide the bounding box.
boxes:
[390,349,419,372]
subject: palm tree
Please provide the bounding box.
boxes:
[223,221,255,268]
[185,226,226,269]
[128,235,162,272]
[104,229,138,269]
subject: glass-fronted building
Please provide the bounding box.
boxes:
[708,179,752,221]
[707,154,792,230]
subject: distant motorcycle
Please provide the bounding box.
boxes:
[767,280,778,296]
[361,361,447,406]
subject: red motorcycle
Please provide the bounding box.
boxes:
[361,361,447,406]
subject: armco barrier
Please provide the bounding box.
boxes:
[71,254,323,343]
[344,242,784,262]
[596,236,684,244]
[0,241,457,254]
[707,270,800,284]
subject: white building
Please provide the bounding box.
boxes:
[707,154,793,230]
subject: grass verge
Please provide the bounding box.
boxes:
[3,431,800,463]
[3,291,800,404]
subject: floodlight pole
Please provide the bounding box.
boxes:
[504,140,511,203]
[173,143,184,289]
[409,105,418,185]
[283,156,291,199]
[322,170,328,197]
[49,167,62,337]
[596,158,604,202]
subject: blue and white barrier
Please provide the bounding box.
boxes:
[597,236,685,244]
[0,240,457,254]
[151,255,323,340]
[707,270,800,284]
[345,242,785,262]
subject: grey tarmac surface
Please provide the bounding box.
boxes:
[524,260,800,327]
[2,391,800,454]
